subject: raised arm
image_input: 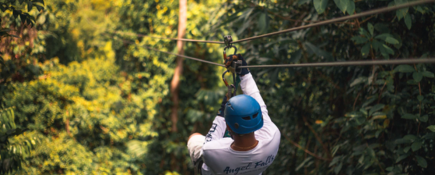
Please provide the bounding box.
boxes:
[204,95,228,143]
[237,56,278,140]
[239,73,270,122]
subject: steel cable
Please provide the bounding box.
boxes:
[145,46,225,67]
[119,38,225,67]
[116,0,434,44]
[239,58,435,68]
[115,31,224,44]
[233,0,435,43]
[142,42,435,68]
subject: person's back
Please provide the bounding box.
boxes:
[187,55,280,175]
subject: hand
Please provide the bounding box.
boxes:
[224,54,249,76]
[236,54,250,76]
[217,93,229,117]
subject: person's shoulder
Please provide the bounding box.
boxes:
[202,138,233,151]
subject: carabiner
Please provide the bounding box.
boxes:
[222,70,230,87]
[221,69,237,98]
[221,35,240,99]
[223,35,237,62]
[223,46,237,62]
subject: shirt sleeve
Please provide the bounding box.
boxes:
[239,73,279,140]
[204,116,227,143]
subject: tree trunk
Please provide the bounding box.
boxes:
[170,0,186,133]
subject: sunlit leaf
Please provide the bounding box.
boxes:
[314,0,328,14]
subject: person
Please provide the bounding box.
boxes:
[187,54,281,175]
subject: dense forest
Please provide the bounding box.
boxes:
[1,0,435,174]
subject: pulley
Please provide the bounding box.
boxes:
[221,35,242,99]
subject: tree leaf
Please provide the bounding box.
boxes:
[420,114,428,122]
[258,12,267,33]
[401,113,416,120]
[346,0,355,14]
[413,72,423,82]
[371,40,383,52]
[290,50,302,62]
[350,77,367,87]
[351,36,368,44]
[395,0,409,20]
[36,5,44,12]
[382,44,394,55]
[394,65,415,73]
[417,95,423,102]
[314,0,328,14]
[38,15,46,24]
[427,125,435,132]
[396,153,409,163]
[367,23,374,36]
[403,134,419,142]
[411,141,422,152]
[404,13,412,30]
[361,43,370,57]
[296,157,312,171]
[33,0,45,5]
[28,1,33,12]
[369,104,384,115]
[416,156,427,168]
[422,71,434,78]
[334,0,349,14]
[375,33,393,40]
[385,37,399,44]
[334,162,343,174]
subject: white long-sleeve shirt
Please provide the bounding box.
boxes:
[201,73,281,175]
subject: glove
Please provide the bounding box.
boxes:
[224,54,250,76]
[217,94,228,117]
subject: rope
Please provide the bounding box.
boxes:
[116,0,434,44]
[239,58,435,68]
[233,0,435,43]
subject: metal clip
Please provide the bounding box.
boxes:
[223,35,237,61]
[224,35,233,47]
[222,70,236,98]
[221,35,240,99]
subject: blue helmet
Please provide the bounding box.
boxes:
[224,95,263,134]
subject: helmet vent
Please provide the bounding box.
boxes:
[242,116,251,120]
[252,113,258,119]
[227,103,234,110]
[234,123,239,128]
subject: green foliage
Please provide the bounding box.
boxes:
[1,0,435,174]
[213,0,435,174]
[0,107,39,173]
[2,0,226,174]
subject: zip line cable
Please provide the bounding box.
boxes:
[116,0,434,44]
[120,39,225,67]
[233,0,435,43]
[117,0,435,69]
[141,43,435,68]
[117,32,224,44]
[145,46,225,67]
[239,58,435,68]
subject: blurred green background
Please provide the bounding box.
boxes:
[1,0,435,174]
